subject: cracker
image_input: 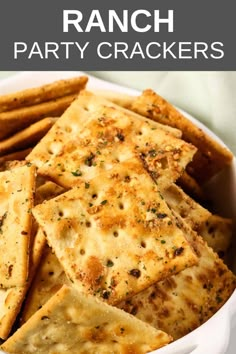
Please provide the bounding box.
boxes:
[0,180,64,338]
[91,90,182,138]
[0,94,77,141]
[0,148,32,168]
[2,285,171,354]
[0,228,46,339]
[163,184,211,230]
[27,91,196,191]
[131,89,233,183]
[0,117,57,157]
[0,76,88,113]
[35,181,65,206]
[33,159,198,305]
[0,159,28,172]
[197,214,233,256]
[177,171,205,201]
[0,164,35,288]
[118,213,236,340]
[91,89,135,110]
[0,286,26,340]
[21,246,71,324]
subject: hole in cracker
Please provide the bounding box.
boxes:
[47,148,53,155]
[58,211,64,217]
[48,142,63,155]
[180,209,187,218]
[119,203,124,210]
[124,175,131,182]
[65,126,72,133]
[141,241,146,248]
[106,259,114,267]
[113,231,119,237]
[137,131,143,135]
[158,157,168,169]
[92,193,97,199]
[85,221,91,228]
[80,249,85,255]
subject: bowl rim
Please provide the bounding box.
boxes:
[0,71,235,354]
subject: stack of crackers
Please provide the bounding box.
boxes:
[0,77,235,354]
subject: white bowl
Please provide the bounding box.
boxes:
[0,71,235,354]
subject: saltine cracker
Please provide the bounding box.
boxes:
[27,91,196,191]
[0,164,35,288]
[33,160,198,305]
[2,285,171,354]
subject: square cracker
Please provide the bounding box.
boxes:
[27,91,196,191]
[130,89,233,183]
[118,213,236,340]
[2,285,171,354]
[0,164,35,288]
[33,159,198,305]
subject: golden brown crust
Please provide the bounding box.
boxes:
[2,285,171,354]
[0,117,57,157]
[0,94,77,141]
[0,164,36,288]
[131,89,233,183]
[0,230,45,340]
[0,76,88,113]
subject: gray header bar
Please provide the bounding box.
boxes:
[0,0,235,70]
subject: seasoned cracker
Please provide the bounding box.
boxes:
[0,227,46,339]
[197,214,233,256]
[0,117,57,157]
[118,213,236,340]
[177,171,205,201]
[0,179,66,338]
[90,90,182,138]
[35,181,65,206]
[0,164,35,288]
[163,184,211,230]
[27,91,196,191]
[0,94,77,141]
[131,89,233,183]
[0,286,26,340]
[0,76,88,113]
[2,285,171,354]
[21,246,70,324]
[33,160,198,305]
[91,89,135,110]
[0,148,32,170]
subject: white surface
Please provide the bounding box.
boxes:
[0,71,235,354]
